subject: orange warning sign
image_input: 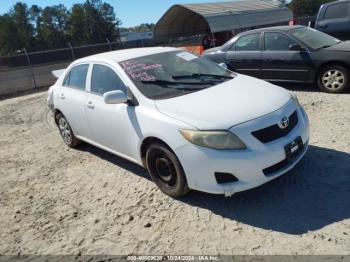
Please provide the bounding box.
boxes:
[179,45,204,56]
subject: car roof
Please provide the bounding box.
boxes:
[74,47,178,64]
[238,25,305,35]
[321,0,350,7]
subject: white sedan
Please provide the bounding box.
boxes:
[47,47,309,197]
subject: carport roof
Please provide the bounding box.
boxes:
[154,0,293,38]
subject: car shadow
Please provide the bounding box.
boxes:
[76,143,151,181]
[76,143,350,235]
[180,145,350,234]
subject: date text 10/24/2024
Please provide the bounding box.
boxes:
[127,255,220,261]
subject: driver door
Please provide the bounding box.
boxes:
[85,63,138,159]
[261,32,313,81]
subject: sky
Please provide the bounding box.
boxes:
[0,0,235,27]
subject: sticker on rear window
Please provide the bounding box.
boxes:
[176,52,198,61]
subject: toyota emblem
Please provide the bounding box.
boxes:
[278,117,289,129]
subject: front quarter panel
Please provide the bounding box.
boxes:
[203,50,227,64]
[309,49,350,77]
[130,103,196,164]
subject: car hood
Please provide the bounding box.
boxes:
[325,41,350,52]
[155,74,292,130]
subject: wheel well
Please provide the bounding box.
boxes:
[140,137,171,168]
[53,109,63,125]
[316,61,349,82]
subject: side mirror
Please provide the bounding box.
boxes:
[289,44,305,52]
[218,63,228,70]
[103,90,128,104]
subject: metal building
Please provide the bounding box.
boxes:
[154,0,293,40]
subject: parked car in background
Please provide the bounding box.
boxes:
[315,0,350,40]
[203,26,350,93]
[47,47,309,197]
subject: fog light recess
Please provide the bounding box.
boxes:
[214,172,239,184]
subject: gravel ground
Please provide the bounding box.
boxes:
[0,85,349,255]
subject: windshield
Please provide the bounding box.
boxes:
[289,27,340,49]
[119,50,234,100]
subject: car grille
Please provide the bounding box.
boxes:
[252,111,298,143]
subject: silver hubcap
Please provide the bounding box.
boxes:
[58,118,72,144]
[322,69,345,90]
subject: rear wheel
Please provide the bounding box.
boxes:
[146,143,189,198]
[56,113,80,148]
[317,65,349,93]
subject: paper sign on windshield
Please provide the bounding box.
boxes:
[176,52,198,61]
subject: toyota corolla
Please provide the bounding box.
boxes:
[47,47,309,197]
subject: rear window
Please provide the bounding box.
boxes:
[63,64,89,91]
[324,3,349,19]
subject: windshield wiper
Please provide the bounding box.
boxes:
[172,73,233,80]
[318,45,331,49]
[141,79,214,90]
[317,41,341,50]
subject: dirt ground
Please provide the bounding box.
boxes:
[0,85,349,255]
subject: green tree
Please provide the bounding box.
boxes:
[0,0,122,54]
[120,23,155,33]
[0,2,35,55]
[4,2,34,53]
[30,4,42,30]
[289,0,334,17]
[69,0,121,45]
[69,4,86,45]
[0,14,17,55]
[36,5,69,49]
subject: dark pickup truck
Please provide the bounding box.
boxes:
[315,0,350,40]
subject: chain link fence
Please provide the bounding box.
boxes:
[294,16,316,26]
[0,17,316,97]
[0,36,203,97]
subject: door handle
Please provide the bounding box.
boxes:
[86,101,94,109]
[60,93,65,100]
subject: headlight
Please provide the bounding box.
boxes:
[180,129,246,150]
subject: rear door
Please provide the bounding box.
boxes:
[261,32,313,81]
[56,64,90,138]
[225,33,262,78]
[315,1,350,39]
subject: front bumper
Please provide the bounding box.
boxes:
[174,100,310,196]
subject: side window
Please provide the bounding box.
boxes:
[91,64,127,95]
[228,43,235,51]
[235,34,261,51]
[63,64,89,91]
[264,32,297,51]
[324,3,349,19]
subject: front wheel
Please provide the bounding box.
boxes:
[317,65,349,93]
[146,143,189,198]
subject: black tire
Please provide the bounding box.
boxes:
[317,65,349,93]
[145,143,189,198]
[55,113,81,148]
